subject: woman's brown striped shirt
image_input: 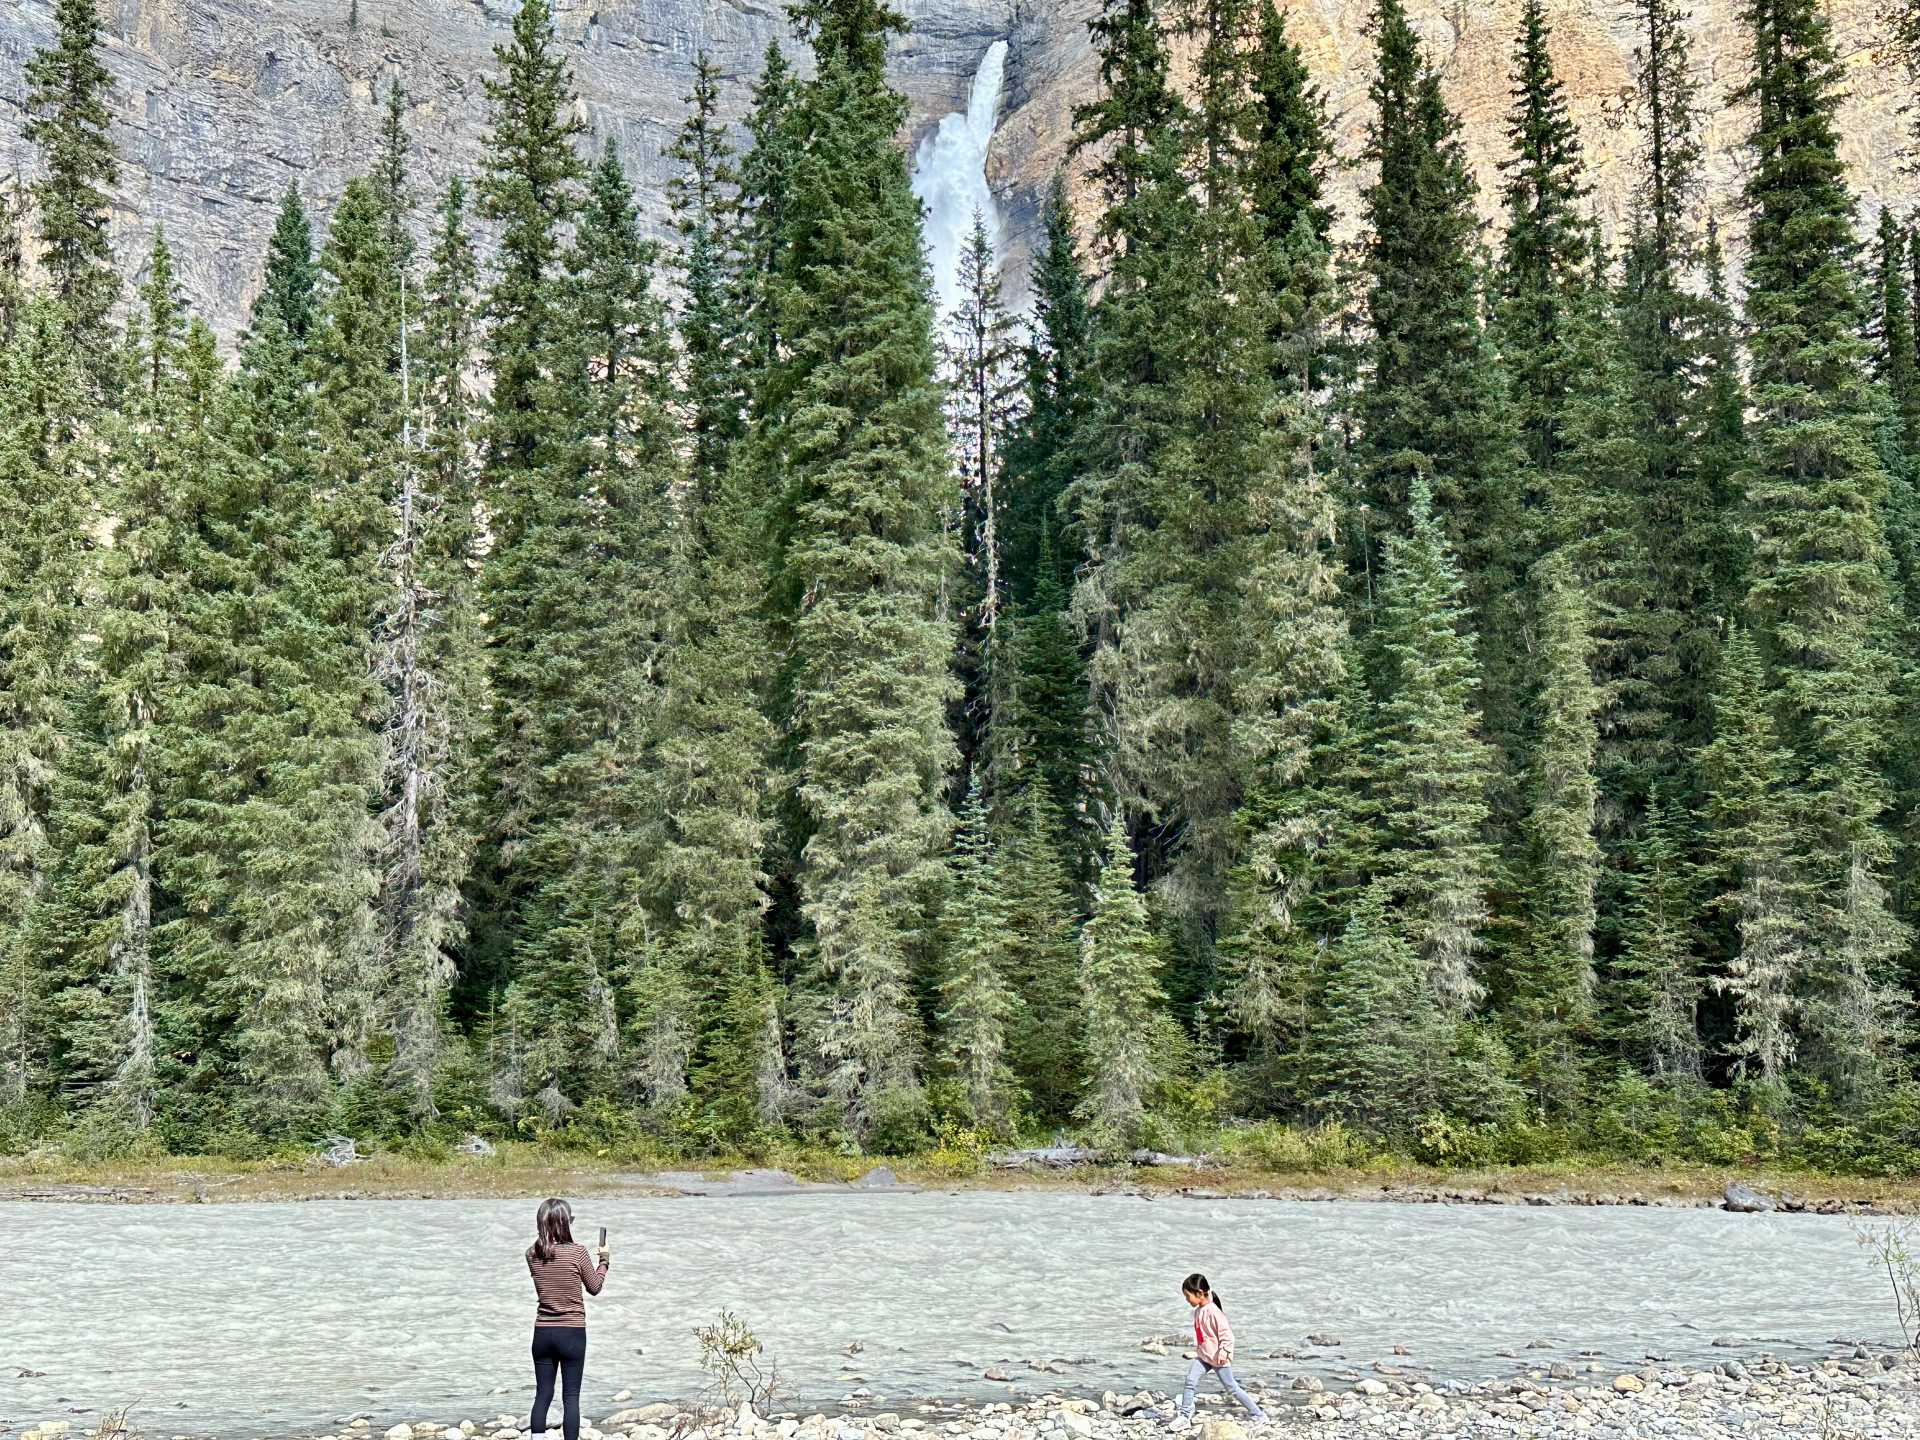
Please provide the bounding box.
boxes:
[527,1241,608,1327]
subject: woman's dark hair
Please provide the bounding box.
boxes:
[529,1198,575,1264]
[1182,1272,1222,1309]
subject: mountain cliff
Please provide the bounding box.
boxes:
[0,0,1912,339]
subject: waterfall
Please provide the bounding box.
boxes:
[911,39,1010,322]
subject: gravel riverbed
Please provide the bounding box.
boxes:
[18,1353,1917,1440]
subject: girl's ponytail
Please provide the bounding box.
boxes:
[1182,1272,1221,1309]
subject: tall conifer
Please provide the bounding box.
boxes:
[1739,0,1908,1100]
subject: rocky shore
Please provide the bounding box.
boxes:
[20,1352,1917,1440]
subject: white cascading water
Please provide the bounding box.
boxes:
[911,39,1010,321]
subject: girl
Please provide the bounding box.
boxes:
[1176,1273,1265,1425]
[526,1198,611,1440]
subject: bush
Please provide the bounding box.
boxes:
[1227,1119,1380,1173]
[863,1084,932,1156]
[56,1105,166,1164]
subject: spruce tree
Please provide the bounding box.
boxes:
[736,42,801,385]
[379,175,486,1110]
[648,385,785,1141]
[0,298,91,1107]
[1876,208,1920,451]
[997,778,1083,1118]
[1493,0,1589,480]
[1608,793,1703,1081]
[24,0,120,378]
[937,784,1018,1129]
[1001,174,1091,614]
[1739,0,1908,1102]
[1367,476,1496,1010]
[1356,0,1522,776]
[1356,0,1518,571]
[469,0,588,1001]
[1077,815,1166,1141]
[944,212,1024,796]
[668,52,748,503]
[477,0,587,473]
[1699,628,1806,1087]
[1306,881,1428,1129]
[767,0,960,1132]
[497,140,680,1107]
[26,234,197,1127]
[1508,553,1600,1114]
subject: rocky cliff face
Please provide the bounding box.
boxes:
[0,0,1912,341]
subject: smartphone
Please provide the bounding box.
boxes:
[599,1226,607,1247]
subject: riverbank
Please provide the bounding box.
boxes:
[5,1143,1920,1212]
[17,1352,1916,1440]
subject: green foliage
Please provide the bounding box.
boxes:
[1077,816,1169,1143]
[24,0,120,379]
[4,0,1920,1172]
[767,3,959,1135]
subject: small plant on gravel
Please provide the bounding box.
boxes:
[694,1309,784,1416]
[89,1404,136,1440]
[1855,1220,1920,1352]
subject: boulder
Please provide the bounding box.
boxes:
[602,1407,681,1429]
[1199,1421,1244,1440]
[1722,1182,1775,1213]
[1612,1375,1645,1394]
[387,1426,415,1440]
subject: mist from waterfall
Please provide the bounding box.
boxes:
[911,39,1010,322]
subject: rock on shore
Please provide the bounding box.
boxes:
[29,1353,1915,1440]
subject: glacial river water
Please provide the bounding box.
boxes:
[0,1192,1897,1437]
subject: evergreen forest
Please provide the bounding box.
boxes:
[6,0,1920,1174]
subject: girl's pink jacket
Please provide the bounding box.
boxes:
[1194,1300,1235,1367]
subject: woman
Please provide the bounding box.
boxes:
[526,1197,610,1440]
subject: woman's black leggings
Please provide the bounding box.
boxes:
[530,1326,587,1440]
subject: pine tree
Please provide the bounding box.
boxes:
[1507,552,1600,1114]
[1739,0,1908,1103]
[668,52,748,503]
[1067,0,1188,814]
[767,0,960,1132]
[158,195,327,1134]
[937,783,1018,1129]
[1699,628,1806,1087]
[1248,0,1331,252]
[1077,815,1166,1141]
[1368,476,1496,1010]
[24,0,120,379]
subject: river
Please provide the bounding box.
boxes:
[0,1192,1896,1437]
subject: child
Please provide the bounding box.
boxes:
[1175,1272,1265,1426]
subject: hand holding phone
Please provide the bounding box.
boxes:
[597,1226,610,1263]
